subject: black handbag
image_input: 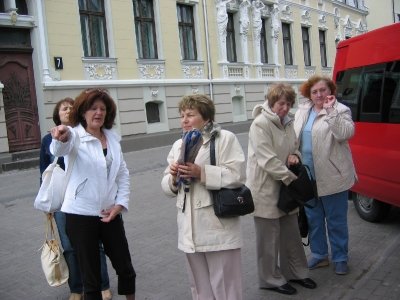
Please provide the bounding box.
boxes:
[278,163,318,214]
[209,136,254,218]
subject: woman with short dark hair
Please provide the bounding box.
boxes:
[161,94,246,300]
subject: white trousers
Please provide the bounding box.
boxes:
[254,214,309,288]
[185,249,243,300]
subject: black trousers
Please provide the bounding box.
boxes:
[66,213,136,300]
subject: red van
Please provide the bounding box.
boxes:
[333,23,400,222]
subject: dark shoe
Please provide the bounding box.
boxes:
[290,278,317,289]
[264,283,297,295]
[335,261,348,275]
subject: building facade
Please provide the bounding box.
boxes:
[0,0,368,154]
[364,0,400,30]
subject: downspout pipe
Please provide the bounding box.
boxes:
[202,0,213,99]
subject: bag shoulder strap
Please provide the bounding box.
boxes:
[210,135,216,166]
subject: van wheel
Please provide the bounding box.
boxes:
[352,192,391,222]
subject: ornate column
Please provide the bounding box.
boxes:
[270,4,280,66]
[216,0,234,63]
[251,0,265,65]
[239,0,250,64]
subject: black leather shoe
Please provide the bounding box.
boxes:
[264,283,297,295]
[290,278,317,289]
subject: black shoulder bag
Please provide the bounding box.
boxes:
[277,163,318,214]
[209,135,254,218]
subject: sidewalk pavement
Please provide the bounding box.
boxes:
[0,133,399,300]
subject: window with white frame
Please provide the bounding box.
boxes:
[227,12,237,63]
[302,26,311,66]
[319,30,327,67]
[132,0,158,59]
[79,0,109,57]
[260,18,269,64]
[282,23,293,65]
[177,4,197,60]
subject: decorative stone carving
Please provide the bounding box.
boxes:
[270,4,280,66]
[240,0,251,36]
[334,8,343,42]
[252,0,266,65]
[182,64,204,79]
[235,85,241,95]
[240,0,251,63]
[319,14,327,29]
[138,63,165,79]
[285,66,298,79]
[301,10,311,26]
[216,0,235,63]
[322,68,332,77]
[319,14,326,24]
[151,89,159,97]
[270,5,280,41]
[280,4,292,22]
[191,87,199,94]
[305,68,316,78]
[84,63,116,80]
[9,10,18,25]
[356,20,367,34]
[344,16,353,38]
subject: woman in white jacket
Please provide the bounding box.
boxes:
[50,89,136,300]
[161,94,246,300]
[246,83,316,295]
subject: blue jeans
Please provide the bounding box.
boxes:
[305,191,349,263]
[54,212,110,293]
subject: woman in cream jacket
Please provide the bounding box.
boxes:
[161,94,245,300]
[294,75,357,275]
[246,83,316,295]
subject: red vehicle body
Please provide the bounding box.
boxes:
[333,23,400,222]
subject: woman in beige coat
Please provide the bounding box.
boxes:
[246,83,317,295]
[294,75,357,275]
[161,94,246,300]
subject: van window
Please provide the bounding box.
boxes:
[336,60,400,124]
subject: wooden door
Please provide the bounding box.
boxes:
[0,52,41,152]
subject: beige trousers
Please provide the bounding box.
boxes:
[254,214,309,288]
[185,249,243,300]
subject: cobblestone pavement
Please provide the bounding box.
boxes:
[1,133,399,300]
